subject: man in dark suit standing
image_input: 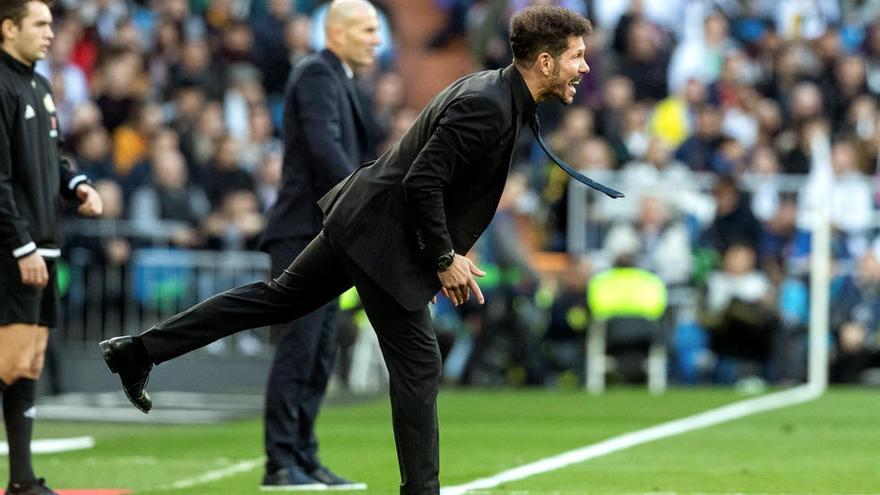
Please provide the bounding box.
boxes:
[101,5,612,494]
[257,0,378,490]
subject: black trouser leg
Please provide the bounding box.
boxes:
[264,300,339,473]
[264,237,340,473]
[345,259,441,495]
[294,303,339,470]
[140,233,353,364]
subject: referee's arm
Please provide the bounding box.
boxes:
[0,91,36,260]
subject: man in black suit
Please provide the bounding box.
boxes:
[101,5,610,494]
[257,0,377,489]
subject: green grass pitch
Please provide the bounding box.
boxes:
[2,388,878,494]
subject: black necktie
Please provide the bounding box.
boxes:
[530,118,625,199]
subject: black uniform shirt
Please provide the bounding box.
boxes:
[0,49,87,260]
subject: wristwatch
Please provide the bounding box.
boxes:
[436,249,455,272]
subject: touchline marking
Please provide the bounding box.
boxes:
[157,456,265,491]
[0,436,95,455]
[462,492,880,495]
[441,385,822,495]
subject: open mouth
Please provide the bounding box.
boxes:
[568,79,581,94]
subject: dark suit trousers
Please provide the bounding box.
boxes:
[264,237,339,474]
[139,232,442,495]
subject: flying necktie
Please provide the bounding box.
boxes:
[530,118,625,199]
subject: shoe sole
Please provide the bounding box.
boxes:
[324,483,367,490]
[99,340,152,414]
[259,483,328,491]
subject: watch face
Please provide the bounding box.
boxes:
[438,251,454,269]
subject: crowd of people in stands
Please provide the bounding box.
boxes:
[53,0,880,388]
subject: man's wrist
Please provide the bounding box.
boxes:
[436,248,455,272]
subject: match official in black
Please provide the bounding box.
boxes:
[257,0,378,490]
[100,6,618,494]
[1,2,103,494]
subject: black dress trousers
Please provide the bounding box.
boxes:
[138,231,442,495]
[264,236,340,474]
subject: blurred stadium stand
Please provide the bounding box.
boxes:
[41,0,880,396]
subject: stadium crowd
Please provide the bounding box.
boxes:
[50,0,880,388]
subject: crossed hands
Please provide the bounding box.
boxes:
[434,253,486,306]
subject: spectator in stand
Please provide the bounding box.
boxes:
[93,47,145,134]
[613,16,669,101]
[675,103,724,172]
[667,10,737,94]
[604,195,692,286]
[169,39,224,99]
[758,194,807,281]
[606,102,650,164]
[112,101,165,178]
[825,55,869,133]
[35,20,88,133]
[224,63,267,143]
[798,139,873,256]
[828,252,880,383]
[370,71,405,143]
[541,107,595,202]
[204,134,257,210]
[700,175,762,255]
[698,243,778,382]
[778,83,825,174]
[746,144,784,222]
[541,255,591,383]
[649,78,708,149]
[285,15,314,71]
[220,20,258,67]
[618,137,709,221]
[239,103,280,174]
[256,146,283,212]
[70,125,115,182]
[594,75,633,146]
[129,149,209,248]
[203,190,265,251]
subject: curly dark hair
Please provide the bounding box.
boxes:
[510,5,592,66]
[0,0,54,30]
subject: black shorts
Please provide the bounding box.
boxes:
[0,255,59,327]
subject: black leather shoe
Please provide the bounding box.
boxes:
[260,466,326,491]
[309,466,367,490]
[99,336,153,413]
[6,477,59,495]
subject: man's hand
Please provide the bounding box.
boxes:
[437,254,486,306]
[76,184,103,216]
[18,252,48,288]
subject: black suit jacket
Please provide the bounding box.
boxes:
[319,65,536,311]
[261,49,370,247]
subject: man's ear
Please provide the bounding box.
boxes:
[537,52,553,77]
[1,18,18,42]
[325,23,342,45]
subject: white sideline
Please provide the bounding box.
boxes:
[441,385,822,495]
[0,436,95,455]
[157,456,265,491]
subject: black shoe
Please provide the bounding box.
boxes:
[309,466,366,490]
[99,336,153,413]
[260,466,326,491]
[6,478,59,495]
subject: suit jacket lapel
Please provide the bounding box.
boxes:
[343,77,367,131]
[320,49,370,153]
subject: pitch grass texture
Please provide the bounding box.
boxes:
[1,389,877,494]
